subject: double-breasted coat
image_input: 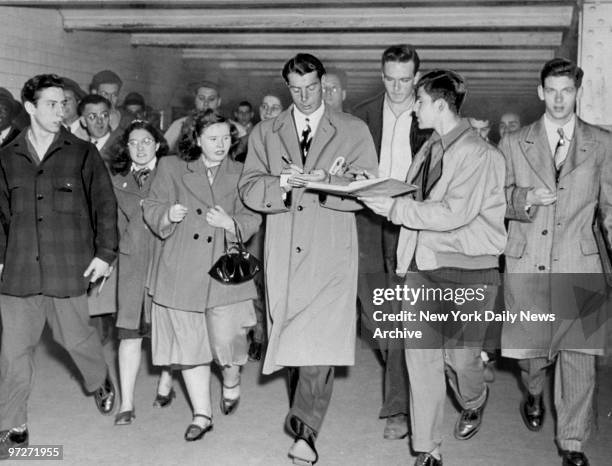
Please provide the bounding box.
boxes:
[500,117,612,358]
[111,168,159,329]
[0,128,117,297]
[143,155,261,313]
[238,106,378,374]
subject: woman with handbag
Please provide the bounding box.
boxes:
[143,110,261,441]
[108,120,175,426]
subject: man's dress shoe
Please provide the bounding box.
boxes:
[521,393,544,431]
[0,428,28,460]
[94,374,116,415]
[383,413,409,440]
[562,451,589,466]
[454,387,488,440]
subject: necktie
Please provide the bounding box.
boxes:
[554,127,566,176]
[300,118,312,164]
[133,168,151,189]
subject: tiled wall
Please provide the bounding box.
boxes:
[0,6,191,126]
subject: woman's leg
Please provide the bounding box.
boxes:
[156,368,174,396]
[182,364,212,427]
[117,337,143,412]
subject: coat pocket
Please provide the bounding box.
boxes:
[580,237,599,256]
[504,238,527,258]
[7,185,26,215]
[53,177,85,215]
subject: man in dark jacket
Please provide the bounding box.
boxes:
[0,74,118,459]
[352,44,432,440]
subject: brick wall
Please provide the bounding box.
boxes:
[0,6,190,127]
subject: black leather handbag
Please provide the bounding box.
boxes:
[208,219,261,285]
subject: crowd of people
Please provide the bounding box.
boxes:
[0,44,609,466]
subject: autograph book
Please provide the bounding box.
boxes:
[305,178,416,198]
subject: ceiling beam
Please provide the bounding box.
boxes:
[131,31,563,48]
[61,6,573,31]
[218,61,543,72]
[183,48,555,61]
[3,0,565,6]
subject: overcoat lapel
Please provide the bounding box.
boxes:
[276,110,304,170]
[211,157,239,202]
[519,117,556,192]
[559,118,595,180]
[183,158,214,207]
[304,111,336,172]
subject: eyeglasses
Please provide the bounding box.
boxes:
[323,86,340,94]
[260,104,282,113]
[85,112,110,122]
[127,137,155,148]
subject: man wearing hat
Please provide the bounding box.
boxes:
[164,80,246,153]
[0,88,23,147]
[90,70,132,133]
[60,77,88,140]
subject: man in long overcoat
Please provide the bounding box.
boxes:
[239,53,378,465]
[500,58,612,466]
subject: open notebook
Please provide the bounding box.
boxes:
[305,177,416,198]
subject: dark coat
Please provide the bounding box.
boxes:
[352,92,432,273]
[0,126,21,148]
[0,127,118,297]
[112,168,159,329]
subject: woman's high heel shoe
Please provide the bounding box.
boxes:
[220,381,240,415]
[114,409,135,426]
[184,414,213,442]
[152,388,175,408]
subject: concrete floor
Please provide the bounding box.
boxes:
[17,329,612,466]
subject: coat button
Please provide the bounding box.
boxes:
[538,265,546,271]
[37,169,43,175]
[297,205,303,211]
[541,230,548,235]
[38,217,43,222]
[296,247,302,253]
[193,233,199,240]
[196,208,202,215]
[37,194,43,200]
[207,236,212,243]
[266,202,272,208]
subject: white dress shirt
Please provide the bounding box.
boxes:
[292,102,325,141]
[91,132,111,149]
[379,96,414,181]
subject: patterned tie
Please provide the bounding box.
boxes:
[554,127,566,176]
[300,118,312,164]
[133,168,151,189]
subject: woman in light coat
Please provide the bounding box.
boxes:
[143,110,261,441]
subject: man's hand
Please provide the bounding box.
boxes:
[280,164,304,192]
[359,196,394,217]
[83,258,111,283]
[289,169,329,188]
[526,188,556,206]
[168,203,188,223]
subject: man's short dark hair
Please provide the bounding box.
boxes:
[237,101,253,111]
[77,94,111,116]
[324,68,348,89]
[282,54,326,83]
[21,74,64,105]
[540,58,583,88]
[90,69,123,91]
[381,44,421,74]
[416,69,467,114]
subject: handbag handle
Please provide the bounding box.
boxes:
[223,218,246,253]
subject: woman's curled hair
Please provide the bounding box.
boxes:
[109,119,169,175]
[177,109,239,162]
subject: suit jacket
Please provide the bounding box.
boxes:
[239,105,378,373]
[143,155,261,312]
[0,127,118,297]
[500,116,612,357]
[352,92,432,273]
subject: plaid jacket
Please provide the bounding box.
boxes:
[0,128,118,297]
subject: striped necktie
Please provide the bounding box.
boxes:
[300,118,312,164]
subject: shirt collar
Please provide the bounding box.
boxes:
[91,131,111,147]
[131,158,157,172]
[439,118,472,151]
[544,113,576,142]
[292,102,325,132]
[383,94,415,117]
